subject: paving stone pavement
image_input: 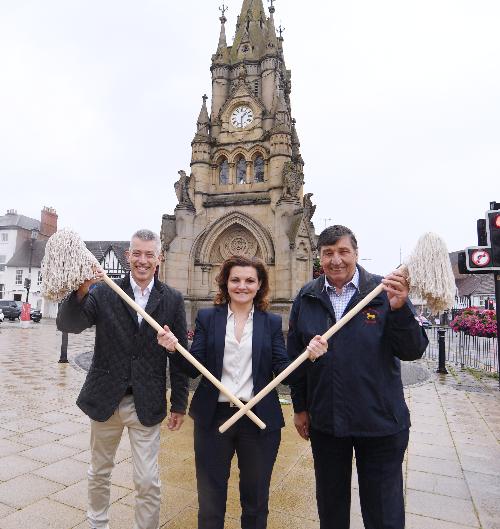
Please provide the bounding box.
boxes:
[0,318,499,529]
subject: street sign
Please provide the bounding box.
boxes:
[465,246,500,271]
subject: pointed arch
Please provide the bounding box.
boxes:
[192,211,275,266]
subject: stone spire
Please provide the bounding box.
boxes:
[213,5,230,64]
[231,0,267,62]
[272,81,291,133]
[266,0,278,53]
[192,94,211,144]
[291,118,303,164]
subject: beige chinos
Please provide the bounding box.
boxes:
[88,395,161,529]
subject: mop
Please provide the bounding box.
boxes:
[218,232,456,433]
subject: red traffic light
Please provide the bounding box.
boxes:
[494,213,500,229]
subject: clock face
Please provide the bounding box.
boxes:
[231,106,254,128]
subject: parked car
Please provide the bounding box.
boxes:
[0,309,4,323]
[30,308,42,322]
[0,300,21,321]
[417,315,432,328]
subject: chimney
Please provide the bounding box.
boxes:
[40,206,58,237]
[6,209,17,215]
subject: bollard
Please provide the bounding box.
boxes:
[59,332,69,363]
[436,328,448,374]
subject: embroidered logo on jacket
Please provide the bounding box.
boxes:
[362,308,379,325]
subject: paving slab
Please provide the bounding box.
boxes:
[0,438,30,457]
[463,470,500,529]
[0,498,85,529]
[406,489,480,527]
[20,441,82,464]
[7,429,62,447]
[406,513,479,529]
[0,454,45,481]
[406,470,471,500]
[50,479,131,511]
[0,473,64,508]
[33,458,89,486]
[0,504,14,519]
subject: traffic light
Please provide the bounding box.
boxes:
[24,278,31,289]
[487,210,500,266]
[464,208,500,272]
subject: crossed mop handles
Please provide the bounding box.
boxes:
[41,230,456,433]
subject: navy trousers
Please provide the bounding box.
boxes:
[309,427,409,529]
[194,404,281,529]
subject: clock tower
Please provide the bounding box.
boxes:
[160,0,317,327]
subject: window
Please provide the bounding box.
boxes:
[219,158,229,184]
[253,80,259,98]
[1,233,7,242]
[0,284,4,299]
[0,255,5,272]
[253,156,265,182]
[236,158,247,184]
[37,271,42,286]
[15,269,23,285]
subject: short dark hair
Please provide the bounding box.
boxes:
[317,225,358,251]
[214,256,270,311]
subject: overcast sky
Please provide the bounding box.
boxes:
[1,0,498,275]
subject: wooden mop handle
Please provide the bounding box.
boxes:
[218,282,387,433]
[100,275,266,430]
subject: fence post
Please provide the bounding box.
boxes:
[59,332,69,363]
[437,328,448,374]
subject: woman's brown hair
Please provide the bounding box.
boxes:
[214,255,270,311]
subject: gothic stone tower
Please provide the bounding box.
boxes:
[160,0,317,328]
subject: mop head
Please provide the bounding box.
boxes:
[406,232,456,313]
[41,229,98,302]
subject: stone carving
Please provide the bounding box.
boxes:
[174,170,195,211]
[160,214,176,252]
[303,193,316,222]
[219,226,258,260]
[281,161,304,199]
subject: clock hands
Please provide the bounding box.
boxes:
[231,107,253,128]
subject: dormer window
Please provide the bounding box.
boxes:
[219,158,229,184]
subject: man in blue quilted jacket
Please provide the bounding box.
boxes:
[288,225,428,529]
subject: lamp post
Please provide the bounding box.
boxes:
[25,228,39,303]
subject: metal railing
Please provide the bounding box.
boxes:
[422,326,498,373]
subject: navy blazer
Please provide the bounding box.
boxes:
[180,304,293,432]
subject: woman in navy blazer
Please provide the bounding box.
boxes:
[159,255,326,529]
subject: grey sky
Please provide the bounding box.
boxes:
[1,0,498,275]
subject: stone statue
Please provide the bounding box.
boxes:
[303,193,316,222]
[281,161,304,199]
[174,170,195,211]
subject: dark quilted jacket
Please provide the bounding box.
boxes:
[57,274,189,426]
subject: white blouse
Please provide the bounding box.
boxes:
[218,305,254,403]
